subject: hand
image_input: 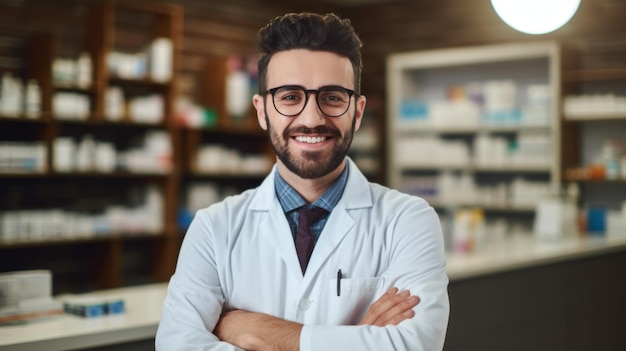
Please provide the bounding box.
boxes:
[358,287,420,326]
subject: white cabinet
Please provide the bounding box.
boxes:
[386,42,562,239]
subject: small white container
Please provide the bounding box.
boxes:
[54,138,76,172]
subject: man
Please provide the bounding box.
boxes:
[156,12,449,351]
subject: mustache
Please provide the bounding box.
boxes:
[285,126,341,138]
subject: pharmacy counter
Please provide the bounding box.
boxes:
[444,234,626,351]
[0,283,167,351]
[446,234,626,280]
[2,235,626,351]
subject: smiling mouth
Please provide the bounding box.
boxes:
[294,136,328,144]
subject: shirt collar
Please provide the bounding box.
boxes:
[274,162,349,213]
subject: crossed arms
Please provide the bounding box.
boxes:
[156,196,449,350]
[214,287,420,350]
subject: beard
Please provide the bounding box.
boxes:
[265,110,357,179]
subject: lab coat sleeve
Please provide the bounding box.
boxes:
[155,209,242,351]
[301,201,449,351]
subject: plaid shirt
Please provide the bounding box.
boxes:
[274,163,348,244]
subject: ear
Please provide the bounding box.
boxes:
[353,95,367,132]
[253,94,267,130]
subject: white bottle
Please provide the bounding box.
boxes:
[0,73,8,115]
[0,73,22,117]
[452,209,472,253]
[76,135,96,172]
[24,79,42,119]
[105,87,124,121]
[225,57,250,120]
[94,142,117,173]
[53,137,76,172]
[76,52,92,88]
[602,141,620,180]
[149,38,172,83]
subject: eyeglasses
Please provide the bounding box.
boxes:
[261,85,357,117]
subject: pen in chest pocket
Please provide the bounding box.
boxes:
[337,269,342,296]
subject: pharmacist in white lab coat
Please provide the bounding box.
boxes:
[156,12,449,351]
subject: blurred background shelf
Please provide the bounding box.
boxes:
[387,41,561,245]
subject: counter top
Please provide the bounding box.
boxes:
[446,234,626,280]
[0,283,167,351]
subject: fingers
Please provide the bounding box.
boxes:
[358,287,420,326]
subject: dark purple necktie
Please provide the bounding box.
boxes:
[295,206,327,274]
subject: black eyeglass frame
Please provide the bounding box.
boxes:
[261,84,359,118]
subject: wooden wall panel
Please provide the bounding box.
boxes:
[346,0,626,97]
[3,0,625,98]
[0,0,339,97]
[170,0,338,98]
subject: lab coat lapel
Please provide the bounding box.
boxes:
[304,159,373,279]
[250,166,305,280]
[304,201,354,277]
[267,205,304,279]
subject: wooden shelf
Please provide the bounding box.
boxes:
[109,76,173,89]
[190,125,266,136]
[53,118,169,129]
[564,114,626,122]
[562,68,626,82]
[564,176,626,184]
[52,84,98,94]
[400,163,552,173]
[395,124,552,135]
[0,0,183,294]
[0,232,163,249]
[47,171,172,178]
[0,115,47,123]
[187,171,269,179]
[0,172,48,178]
[431,202,536,212]
[473,165,552,173]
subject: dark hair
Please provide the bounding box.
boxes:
[256,12,363,94]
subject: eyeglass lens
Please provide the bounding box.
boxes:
[272,86,352,117]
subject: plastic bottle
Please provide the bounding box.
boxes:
[225,56,251,120]
[76,135,96,172]
[24,79,42,119]
[0,73,22,117]
[602,140,620,180]
[77,52,92,88]
[149,38,172,83]
[104,87,124,121]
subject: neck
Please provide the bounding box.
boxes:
[277,159,346,204]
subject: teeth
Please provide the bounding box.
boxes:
[295,136,327,143]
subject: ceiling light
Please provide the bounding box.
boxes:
[491,0,581,35]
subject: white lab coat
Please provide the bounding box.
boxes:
[156,159,449,350]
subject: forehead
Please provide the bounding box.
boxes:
[266,49,354,89]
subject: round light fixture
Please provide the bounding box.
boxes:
[491,0,581,35]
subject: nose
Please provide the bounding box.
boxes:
[297,93,326,127]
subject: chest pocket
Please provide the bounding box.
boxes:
[325,276,384,325]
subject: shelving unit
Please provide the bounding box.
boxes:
[386,42,562,241]
[177,125,272,229]
[0,0,183,293]
[560,66,626,213]
[171,55,273,229]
